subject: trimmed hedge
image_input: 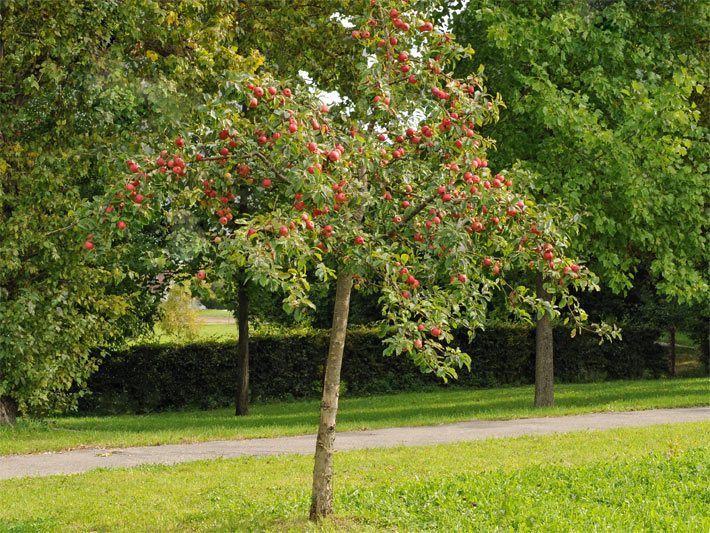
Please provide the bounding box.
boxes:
[81,324,667,413]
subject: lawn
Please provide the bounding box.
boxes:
[0,422,707,531]
[198,309,234,319]
[1,377,707,456]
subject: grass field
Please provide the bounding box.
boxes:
[1,377,707,456]
[198,309,234,319]
[1,422,707,531]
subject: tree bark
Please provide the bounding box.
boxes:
[701,317,709,377]
[668,326,677,377]
[534,273,554,408]
[234,184,251,417]
[309,271,353,521]
[235,282,250,416]
[0,396,17,426]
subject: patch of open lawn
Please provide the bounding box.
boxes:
[0,377,707,456]
[198,309,234,319]
[0,423,707,531]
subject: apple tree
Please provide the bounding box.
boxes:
[85,0,615,520]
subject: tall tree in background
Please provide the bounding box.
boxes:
[0,0,261,424]
[453,0,709,405]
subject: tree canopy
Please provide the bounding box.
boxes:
[0,0,260,417]
[453,0,709,302]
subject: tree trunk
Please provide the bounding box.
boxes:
[235,282,250,416]
[234,185,251,417]
[702,317,709,377]
[0,396,17,426]
[668,326,677,377]
[309,271,353,521]
[534,273,554,408]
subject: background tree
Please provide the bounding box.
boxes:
[90,1,615,520]
[0,0,261,424]
[157,283,201,343]
[235,0,360,96]
[453,0,709,405]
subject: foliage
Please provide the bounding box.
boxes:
[0,423,707,530]
[81,323,664,414]
[453,0,709,302]
[234,0,361,97]
[0,0,261,416]
[157,283,201,343]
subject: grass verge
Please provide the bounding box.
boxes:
[0,422,707,531]
[0,377,707,456]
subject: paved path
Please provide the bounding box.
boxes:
[1,407,708,480]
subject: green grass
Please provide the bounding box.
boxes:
[1,377,707,456]
[0,422,707,531]
[198,323,238,339]
[659,330,696,347]
[198,309,234,319]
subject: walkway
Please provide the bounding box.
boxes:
[1,407,708,480]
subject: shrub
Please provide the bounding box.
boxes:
[157,283,201,343]
[81,323,666,413]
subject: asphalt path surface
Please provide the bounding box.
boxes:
[1,407,707,480]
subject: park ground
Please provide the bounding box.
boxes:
[0,422,707,531]
[2,314,707,530]
[1,377,708,455]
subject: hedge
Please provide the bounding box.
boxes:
[81,323,667,413]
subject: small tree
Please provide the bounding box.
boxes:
[157,283,201,343]
[86,0,615,520]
